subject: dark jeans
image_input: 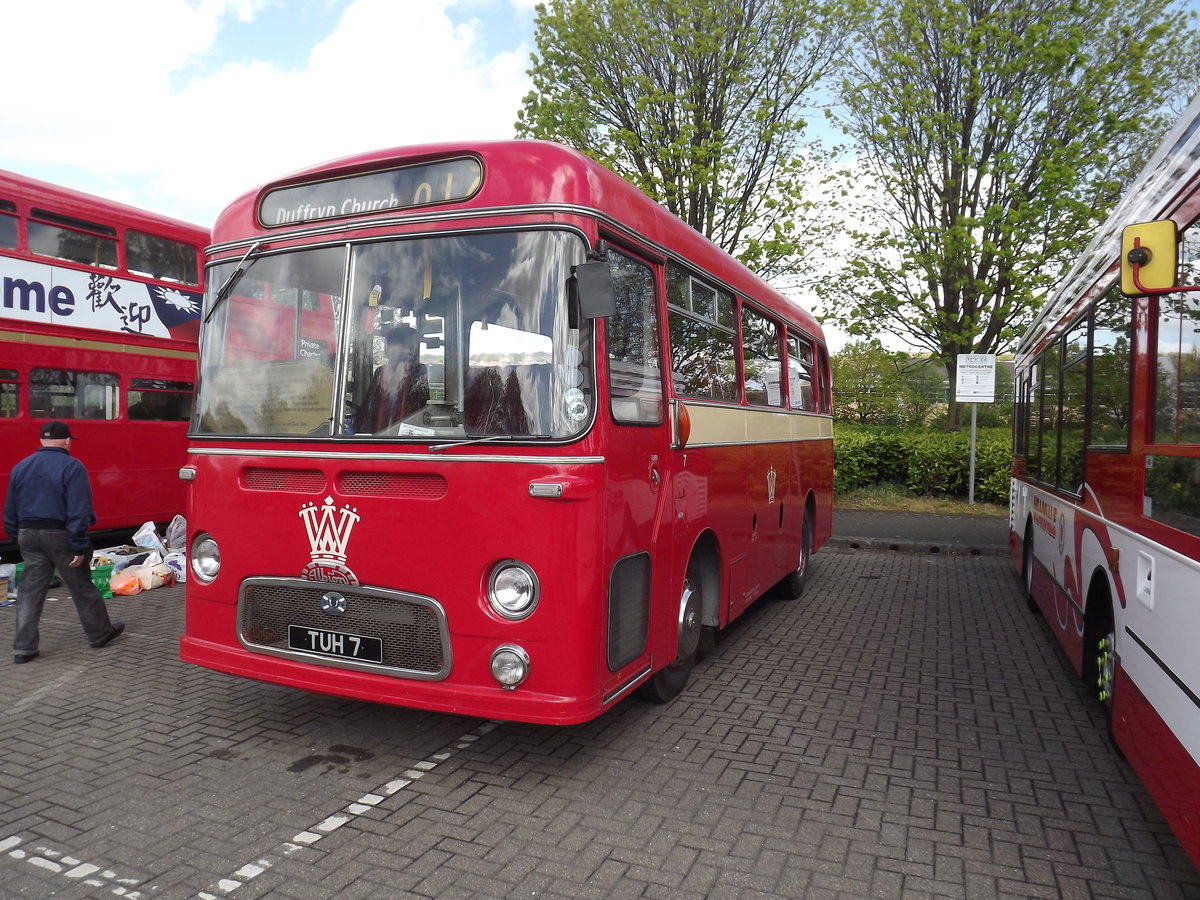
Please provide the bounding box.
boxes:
[14,528,115,657]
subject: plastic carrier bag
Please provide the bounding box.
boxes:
[124,562,175,591]
[133,521,166,556]
[164,514,187,552]
[109,571,142,596]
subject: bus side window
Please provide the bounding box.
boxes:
[666,263,737,401]
[0,199,17,249]
[30,369,119,420]
[741,305,783,407]
[27,209,118,269]
[126,229,201,285]
[787,333,815,411]
[0,369,19,417]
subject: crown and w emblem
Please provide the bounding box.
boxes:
[299,496,361,584]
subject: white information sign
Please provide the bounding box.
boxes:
[955,353,996,404]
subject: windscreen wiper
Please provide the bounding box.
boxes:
[428,435,516,452]
[204,241,262,324]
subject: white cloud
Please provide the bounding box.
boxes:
[0,0,533,225]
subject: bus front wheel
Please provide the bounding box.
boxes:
[637,568,703,704]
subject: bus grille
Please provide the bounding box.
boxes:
[337,471,448,498]
[237,577,450,680]
[242,467,327,493]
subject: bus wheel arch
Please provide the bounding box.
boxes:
[1081,568,1117,734]
[636,533,719,704]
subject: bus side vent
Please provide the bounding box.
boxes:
[607,552,650,670]
[241,467,326,493]
[337,471,448,499]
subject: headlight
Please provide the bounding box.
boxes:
[190,534,221,583]
[490,644,530,689]
[487,560,539,619]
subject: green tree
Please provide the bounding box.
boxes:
[517,0,855,279]
[831,339,908,425]
[823,0,1200,428]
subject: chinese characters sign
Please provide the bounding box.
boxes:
[1,257,200,339]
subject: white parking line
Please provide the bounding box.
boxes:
[0,834,146,897]
[195,720,500,898]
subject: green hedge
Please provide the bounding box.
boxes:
[834,424,1011,504]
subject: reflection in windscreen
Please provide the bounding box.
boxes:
[194,231,592,441]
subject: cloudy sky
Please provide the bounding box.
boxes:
[0,0,538,227]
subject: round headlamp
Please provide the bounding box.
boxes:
[490,644,530,689]
[487,560,539,619]
[190,534,221,583]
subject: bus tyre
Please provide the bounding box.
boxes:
[1083,585,1119,748]
[777,510,813,601]
[637,571,702,704]
[1021,523,1038,614]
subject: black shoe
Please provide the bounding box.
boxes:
[14,652,38,664]
[90,622,125,648]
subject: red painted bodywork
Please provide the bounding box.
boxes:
[1,169,207,541]
[180,141,835,725]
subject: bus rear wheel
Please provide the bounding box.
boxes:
[776,509,813,600]
[637,567,703,704]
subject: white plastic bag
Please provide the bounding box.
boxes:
[164,514,187,551]
[126,562,175,590]
[133,521,166,555]
[164,551,187,583]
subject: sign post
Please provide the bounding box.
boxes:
[955,354,996,504]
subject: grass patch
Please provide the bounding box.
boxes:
[835,482,1007,517]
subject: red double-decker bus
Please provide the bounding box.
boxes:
[179,141,834,724]
[1011,96,1200,868]
[1,170,206,544]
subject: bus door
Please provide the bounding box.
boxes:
[599,248,675,689]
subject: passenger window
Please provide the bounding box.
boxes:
[0,369,19,418]
[127,378,194,421]
[1154,292,1200,444]
[667,264,736,401]
[126,230,200,285]
[30,369,119,420]
[28,209,118,268]
[741,306,782,407]
[1088,284,1132,448]
[0,199,16,249]
[788,335,816,411]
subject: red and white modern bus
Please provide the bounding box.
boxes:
[1,170,206,544]
[1011,96,1200,868]
[178,141,834,725]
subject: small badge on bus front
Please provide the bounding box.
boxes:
[320,592,348,616]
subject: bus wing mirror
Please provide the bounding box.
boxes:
[1121,220,1178,295]
[571,261,616,319]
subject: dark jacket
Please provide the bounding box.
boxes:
[3,446,97,552]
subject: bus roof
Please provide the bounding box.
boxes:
[1019,94,1200,358]
[0,168,209,239]
[211,140,823,343]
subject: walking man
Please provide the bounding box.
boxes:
[3,421,124,663]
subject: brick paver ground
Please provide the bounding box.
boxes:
[0,548,1196,898]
